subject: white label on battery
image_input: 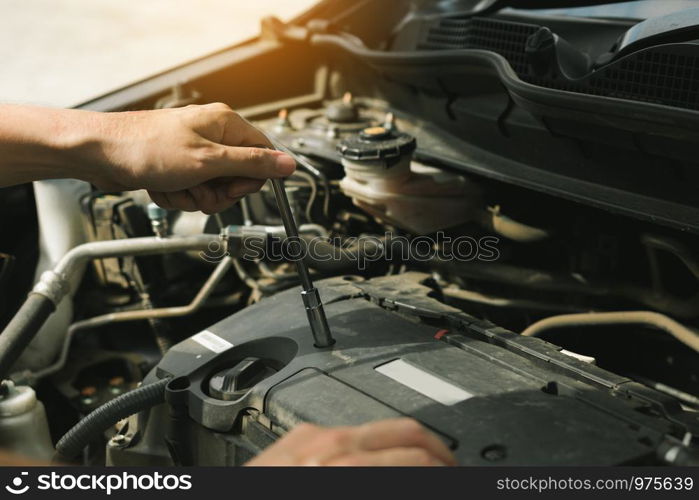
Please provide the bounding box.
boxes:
[375,359,473,406]
[192,330,233,353]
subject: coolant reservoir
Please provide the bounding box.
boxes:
[338,127,479,234]
[0,382,54,460]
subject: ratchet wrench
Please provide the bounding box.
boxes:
[268,139,335,348]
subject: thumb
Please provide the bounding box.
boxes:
[208,145,296,180]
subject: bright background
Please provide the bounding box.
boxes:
[0,0,317,107]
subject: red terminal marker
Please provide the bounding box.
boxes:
[434,329,449,340]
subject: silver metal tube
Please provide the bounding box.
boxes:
[240,198,254,227]
[27,257,233,381]
[521,311,699,353]
[54,234,218,278]
[33,234,220,306]
[5,234,224,382]
[251,223,329,239]
[77,257,231,323]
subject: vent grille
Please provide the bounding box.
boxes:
[419,17,699,111]
[419,18,539,75]
[587,49,699,109]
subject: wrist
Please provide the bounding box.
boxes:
[49,108,116,187]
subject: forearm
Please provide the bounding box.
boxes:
[0,102,293,213]
[0,104,108,187]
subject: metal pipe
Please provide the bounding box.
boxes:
[87,257,231,323]
[54,235,218,283]
[521,311,699,353]
[291,170,318,224]
[297,154,331,219]
[1,234,221,381]
[441,286,585,313]
[267,131,332,219]
[33,234,220,307]
[240,198,254,227]
[25,257,234,381]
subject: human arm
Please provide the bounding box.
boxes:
[0,103,295,213]
[246,418,457,467]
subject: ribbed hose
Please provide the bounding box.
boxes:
[302,236,396,273]
[0,293,55,380]
[54,377,171,462]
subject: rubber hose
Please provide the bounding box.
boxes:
[0,293,55,380]
[302,236,407,273]
[54,377,171,461]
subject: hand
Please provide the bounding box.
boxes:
[246,418,457,466]
[92,103,295,214]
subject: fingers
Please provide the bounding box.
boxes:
[209,146,296,180]
[218,105,274,148]
[150,188,231,214]
[354,418,457,466]
[166,191,198,212]
[108,104,292,194]
[222,177,265,199]
[245,423,323,466]
[148,191,176,210]
[324,447,447,467]
[205,104,295,179]
[245,419,458,467]
[148,177,264,214]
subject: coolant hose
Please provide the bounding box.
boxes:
[302,236,407,273]
[54,377,171,462]
[0,294,55,380]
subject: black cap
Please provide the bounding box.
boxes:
[338,126,416,163]
[326,93,360,123]
[208,358,274,401]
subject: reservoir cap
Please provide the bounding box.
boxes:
[339,127,416,163]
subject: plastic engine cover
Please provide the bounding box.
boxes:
[130,273,680,466]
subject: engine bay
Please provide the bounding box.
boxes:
[1,0,699,466]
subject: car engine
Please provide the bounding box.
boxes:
[1,0,698,466]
